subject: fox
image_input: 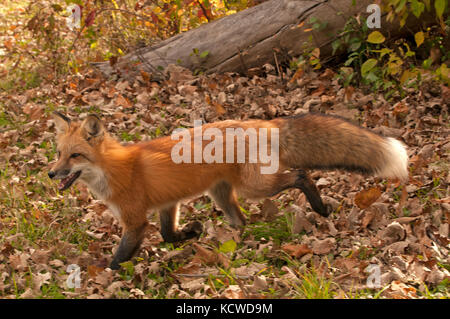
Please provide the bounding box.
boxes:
[48,112,408,269]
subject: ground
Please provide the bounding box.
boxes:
[0,63,448,299]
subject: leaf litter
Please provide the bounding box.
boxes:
[0,63,448,299]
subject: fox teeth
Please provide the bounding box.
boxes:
[58,171,81,191]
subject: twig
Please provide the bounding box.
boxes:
[237,47,248,76]
[273,49,284,83]
[196,0,211,22]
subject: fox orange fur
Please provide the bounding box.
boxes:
[49,112,408,269]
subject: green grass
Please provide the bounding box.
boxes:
[0,70,42,93]
[243,211,302,245]
[280,254,337,299]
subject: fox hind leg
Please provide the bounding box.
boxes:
[159,204,203,243]
[294,170,332,217]
[209,181,246,227]
[240,170,332,218]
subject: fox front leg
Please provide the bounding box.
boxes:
[110,222,147,270]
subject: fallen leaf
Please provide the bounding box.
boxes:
[88,265,104,278]
[115,94,132,108]
[32,272,51,292]
[222,285,244,299]
[192,243,218,265]
[354,187,381,209]
[292,210,314,234]
[392,102,409,118]
[282,243,312,258]
[311,238,336,255]
[381,222,406,245]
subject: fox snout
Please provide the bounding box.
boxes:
[48,167,82,191]
[48,168,71,179]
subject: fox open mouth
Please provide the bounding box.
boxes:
[58,171,81,191]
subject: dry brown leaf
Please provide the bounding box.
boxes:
[354,187,381,209]
[206,95,226,115]
[173,260,201,276]
[311,238,336,255]
[115,94,132,108]
[23,104,44,121]
[289,67,304,84]
[88,265,104,278]
[361,209,377,229]
[192,243,218,265]
[222,285,245,299]
[292,210,313,234]
[32,272,51,292]
[30,249,50,265]
[282,243,312,258]
[382,222,406,244]
[9,253,29,271]
[214,102,226,115]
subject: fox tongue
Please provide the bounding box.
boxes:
[58,171,81,191]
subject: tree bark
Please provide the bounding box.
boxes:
[93,0,435,78]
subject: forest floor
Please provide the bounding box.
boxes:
[0,61,449,299]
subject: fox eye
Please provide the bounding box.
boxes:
[70,153,81,158]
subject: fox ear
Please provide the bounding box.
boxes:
[81,114,104,141]
[52,112,70,134]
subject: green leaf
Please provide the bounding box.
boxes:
[410,0,425,18]
[423,58,433,69]
[367,31,385,44]
[349,41,361,52]
[395,0,407,13]
[400,69,417,84]
[378,48,392,59]
[361,58,378,76]
[219,239,237,254]
[435,0,446,18]
[344,56,356,66]
[199,50,209,58]
[414,31,425,47]
[365,72,379,82]
[119,261,134,275]
[331,40,341,54]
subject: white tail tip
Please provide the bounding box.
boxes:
[377,138,409,181]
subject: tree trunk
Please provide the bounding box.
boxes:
[93,0,435,78]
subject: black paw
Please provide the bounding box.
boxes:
[319,203,333,217]
[109,259,120,270]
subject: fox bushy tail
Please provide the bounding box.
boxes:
[280,114,408,180]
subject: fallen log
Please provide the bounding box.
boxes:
[92,0,436,79]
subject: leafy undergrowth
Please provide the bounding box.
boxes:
[0,64,449,299]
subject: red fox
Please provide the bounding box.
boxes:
[49,112,408,269]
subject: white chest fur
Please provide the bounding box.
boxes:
[80,166,111,201]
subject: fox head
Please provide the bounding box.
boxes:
[49,112,107,192]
